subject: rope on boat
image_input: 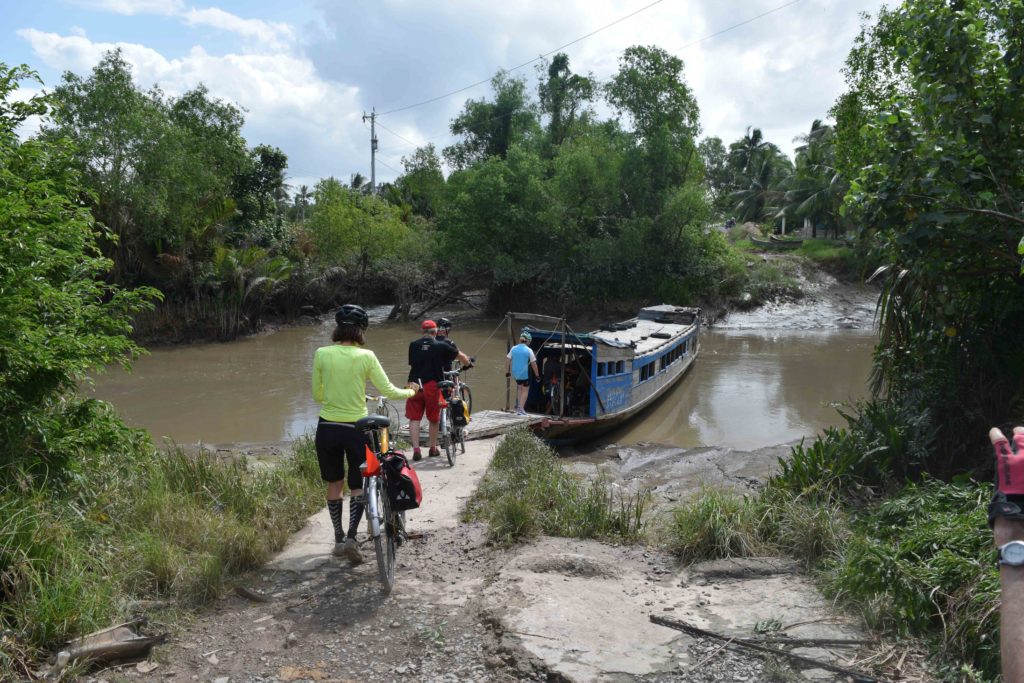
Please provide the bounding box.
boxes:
[468,318,507,359]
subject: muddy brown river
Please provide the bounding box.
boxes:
[87,289,877,450]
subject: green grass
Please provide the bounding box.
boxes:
[664,485,847,567]
[465,428,649,546]
[670,426,1000,680]
[794,240,861,279]
[0,403,323,677]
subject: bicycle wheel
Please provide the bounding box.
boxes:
[459,384,473,416]
[443,408,455,466]
[376,399,401,433]
[372,477,396,593]
[456,423,466,454]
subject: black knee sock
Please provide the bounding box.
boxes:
[347,495,365,540]
[327,498,344,543]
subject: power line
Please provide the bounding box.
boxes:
[377,0,668,116]
[376,158,403,176]
[375,0,808,150]
[676,0,802,50]
[375,120,423,150]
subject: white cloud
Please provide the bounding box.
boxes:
[74,0,184,16]
[181,8,294,50]
[19,0,891,182]
[74,1,294,50]
[310,0,889,160]
[17,29,366,181]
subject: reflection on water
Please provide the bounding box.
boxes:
[86,316,875,448]
[603,330,874,450]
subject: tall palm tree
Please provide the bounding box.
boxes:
[293,184,312,222]
[780,120,847,237]
[729,127,772,176]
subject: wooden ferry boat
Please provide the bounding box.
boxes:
[505,305,700,444]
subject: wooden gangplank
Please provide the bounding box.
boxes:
[396,409,544,442]
[461,409,546,440]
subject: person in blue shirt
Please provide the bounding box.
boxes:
[505,330,539,415]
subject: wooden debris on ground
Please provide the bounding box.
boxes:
[48,618,166,677]
[649,614,887,683]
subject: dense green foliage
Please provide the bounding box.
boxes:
[23,45,831,339]
[465,429,648,546]
[0,64,157,471]
[431,48,751,310]
[835,0,1024,476]
[0,66,323,678]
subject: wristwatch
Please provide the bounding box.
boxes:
[998,540,1024,567]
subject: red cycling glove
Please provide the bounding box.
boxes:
[989,428,1024,527]
[994,431,1024,495]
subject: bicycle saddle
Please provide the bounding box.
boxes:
[355,415,392,431]
[437,380,455,389]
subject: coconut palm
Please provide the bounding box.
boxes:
[730,141,792,223]
[780,120,847,237]
[728,127,773,176]
[294,184,312,222]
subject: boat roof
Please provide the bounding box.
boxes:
[592,318,693,355]
[522,305,699,355]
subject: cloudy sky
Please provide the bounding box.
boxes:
[4,0,888,189]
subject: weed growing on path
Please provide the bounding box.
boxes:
[465,429,649,546]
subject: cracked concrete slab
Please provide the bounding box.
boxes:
[485,538,863,682]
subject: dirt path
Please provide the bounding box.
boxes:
[97,435,882,683]
[125,437,547,683]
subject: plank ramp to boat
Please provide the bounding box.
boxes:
[396,409,544,442]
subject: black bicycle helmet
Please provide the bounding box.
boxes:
[335,304,369,329]
[437,317,452,330]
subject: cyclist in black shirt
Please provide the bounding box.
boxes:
[406,320,470,460]
[436,318,473,373]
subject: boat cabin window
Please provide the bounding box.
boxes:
[659,340,688,370]
[639,360,656,382]
[617,360,625,374]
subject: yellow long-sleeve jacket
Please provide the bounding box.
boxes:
[312,344,415,422]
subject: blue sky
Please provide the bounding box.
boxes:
[3,0,888,190]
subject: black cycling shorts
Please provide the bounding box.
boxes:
[515,378,530,387]
[314,418,369,490]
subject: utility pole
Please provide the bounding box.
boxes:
[362,108,377,194]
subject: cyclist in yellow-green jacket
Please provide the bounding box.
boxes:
[312,304,417,565]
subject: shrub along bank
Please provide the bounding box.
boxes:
[0,419,323,679]
[667,421,1000,682]
[464,428,648,546]
[0,67,324,678]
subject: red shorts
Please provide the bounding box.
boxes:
[405,380,446,423]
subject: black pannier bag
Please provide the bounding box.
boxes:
[382,451,422,511]
[449,396,469,427]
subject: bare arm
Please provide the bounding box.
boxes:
[996,517,1024,678]
[990,426,1024,680]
